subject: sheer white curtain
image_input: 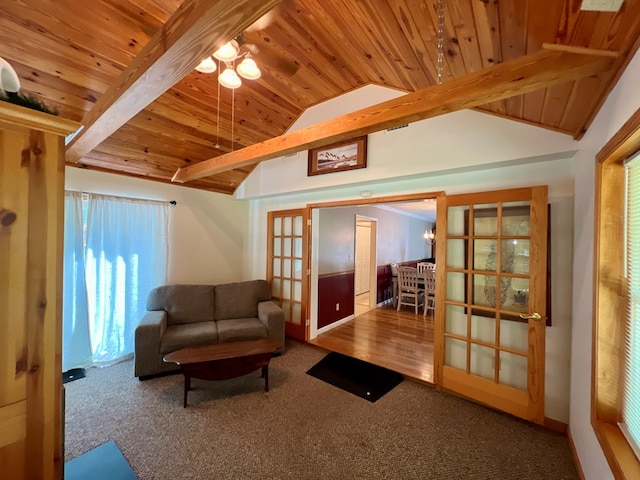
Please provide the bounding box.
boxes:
[62,191,92,371]
[84,194,168,365]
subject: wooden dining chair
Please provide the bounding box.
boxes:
[423,269,436,317]
[396,266,425,314]
[417,262,436,273]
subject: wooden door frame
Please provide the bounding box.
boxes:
[307,191,444,339]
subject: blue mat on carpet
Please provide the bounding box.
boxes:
[65,440,137,480]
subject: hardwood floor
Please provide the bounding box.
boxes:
[308,303,434,383]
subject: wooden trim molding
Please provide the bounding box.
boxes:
[592,105,640,479]
[307,191,445,210]
[597,107,640,164]
[0,102,79,136]
[568,427,586,480]
[318,270,355,278]
[544,416,568,434]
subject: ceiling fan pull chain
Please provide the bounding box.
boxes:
[231,85,235,153]
[436,0,445,85]
[231,85,236,187]
[215,59,221,149]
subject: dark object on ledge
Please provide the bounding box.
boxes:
[1,91,59,115]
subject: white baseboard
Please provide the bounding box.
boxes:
[315,314,355,336]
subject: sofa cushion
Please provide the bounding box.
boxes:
[160,321,218,354]
[147,284,215,325]
[214,280,271,321]
[216,318,268,344]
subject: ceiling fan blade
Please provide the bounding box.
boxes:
[272,54,300,76]
[239,32,299,77]
[245,0,294,31]
[242,1,299,77]
[245,9,277,32]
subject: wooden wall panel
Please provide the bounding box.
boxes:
[0,103,79,480]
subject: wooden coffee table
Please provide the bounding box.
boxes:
[163,338,282,407]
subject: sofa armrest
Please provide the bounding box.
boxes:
[134,310,167,377]
[258,300,285,353]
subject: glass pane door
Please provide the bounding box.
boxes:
[267,209,308,341]
[436,187,548,424]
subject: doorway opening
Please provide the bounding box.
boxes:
[308,193,440,383]
[354,216,377,317]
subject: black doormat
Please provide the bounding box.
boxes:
[306,352,403,402]
[63,368,86,384]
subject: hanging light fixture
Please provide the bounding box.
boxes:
[195,56,217,73]
[213,40,240,62]
[196,38,261,89]
[195,37,262,162]
[236,54,261,80]
[218,64,242,89]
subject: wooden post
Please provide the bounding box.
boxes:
[0,102,79,480]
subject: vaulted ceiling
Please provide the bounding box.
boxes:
[2,0,639,194]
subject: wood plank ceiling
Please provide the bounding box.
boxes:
[2,0,639,194]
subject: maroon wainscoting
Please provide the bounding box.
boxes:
[318,271,355,329]
[377,265,393,304]
[318,259,430,329]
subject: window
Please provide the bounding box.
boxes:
[593,107,640,478]
[622,155,640,458]
[63,192,168,369]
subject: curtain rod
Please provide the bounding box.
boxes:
[70,190,177,206]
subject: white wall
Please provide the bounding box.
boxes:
[238,102,578,200]
[246,152,576,422]
[569,50,640,478]
[317,205,430,275]
[65,168,248,285]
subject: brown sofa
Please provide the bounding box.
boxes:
[134,280,285,378]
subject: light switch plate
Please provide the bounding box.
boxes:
[580,0,624,12]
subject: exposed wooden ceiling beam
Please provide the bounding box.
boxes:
[66,0,281,163]
[172,46,615,184]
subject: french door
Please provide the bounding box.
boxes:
[434,186,548,423]
[267,209,309,342]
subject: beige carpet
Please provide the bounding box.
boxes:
[64,341,578,479]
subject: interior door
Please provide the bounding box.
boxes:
[355,223,371,295]
[267,209,308,342]
[434,186,548,424]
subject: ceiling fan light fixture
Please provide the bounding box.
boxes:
[218,66,242,89]
[213,40,240,62]
[236,55,261,80]
[195,56,217,73]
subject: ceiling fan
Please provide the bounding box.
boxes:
[195,4,299,80]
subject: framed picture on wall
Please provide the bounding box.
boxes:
[307,136,367,176]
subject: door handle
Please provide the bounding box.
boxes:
[519,312,542,321]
